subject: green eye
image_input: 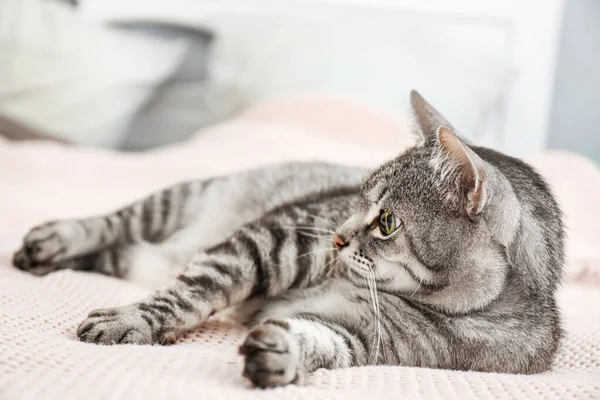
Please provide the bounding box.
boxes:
[379,209,398,236]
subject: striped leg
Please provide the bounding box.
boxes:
[12,181,204,276]
[76,203,342,345]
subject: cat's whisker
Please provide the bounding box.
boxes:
[418,279,423,315]
[296,248,336,260]
[305,213,335,227]
[369,278,380,364]
[324,255,340,270]
[369,270,383,365]
[373,267,386,284]
[296,231,332,240]
[280,225,336,234]
[322,255,341,279]
[297,224,336,233]
[273,227,333,240]
[409,279,422,298]
[363,270,382,365]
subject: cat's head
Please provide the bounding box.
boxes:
[335,90,524,314]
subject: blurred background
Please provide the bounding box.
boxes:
[0,0,598,161]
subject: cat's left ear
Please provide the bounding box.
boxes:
[432,126,487,216]
[410,90,456,144]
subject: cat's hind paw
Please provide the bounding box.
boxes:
[12,221,78,274]
[12,247,61,276]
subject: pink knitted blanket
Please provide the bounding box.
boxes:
[1,95,599,399]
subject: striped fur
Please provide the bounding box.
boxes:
[13,91,564,388]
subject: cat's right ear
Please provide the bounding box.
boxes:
[410,90,455,144]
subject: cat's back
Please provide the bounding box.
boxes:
[235,162,367,207]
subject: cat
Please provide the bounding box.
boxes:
[12,91,564,388]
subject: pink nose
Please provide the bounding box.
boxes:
[333,234,347,251]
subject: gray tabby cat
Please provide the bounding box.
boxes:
[13,91,564,388]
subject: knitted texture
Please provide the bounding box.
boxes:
[0,264,598,400]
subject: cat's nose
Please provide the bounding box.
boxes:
[333,234,347,251]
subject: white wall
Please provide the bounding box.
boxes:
[548,0,600,160]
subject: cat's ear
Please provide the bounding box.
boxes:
[432,125,487,216]
[410,90,455,144]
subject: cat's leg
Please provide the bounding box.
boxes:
[14,164,362,279]
[76,202,343,345]
[12,181,208,276]
[239,280,372,387]
[239,283,555,387]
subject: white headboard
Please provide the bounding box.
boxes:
[82,0,564,157]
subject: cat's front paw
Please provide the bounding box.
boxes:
[240,321,304,388]
[77,306,156,345]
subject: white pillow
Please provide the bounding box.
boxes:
[0,0,188,147]
[207,9,515,141]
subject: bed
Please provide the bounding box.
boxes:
[0,95,599,399]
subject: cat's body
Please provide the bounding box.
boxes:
[13,91,564,388]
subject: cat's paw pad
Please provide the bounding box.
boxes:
[13,221,75,272]
[240,321,304,388]
[77,306,154,345]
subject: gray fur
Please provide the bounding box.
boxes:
[13,90,564,388]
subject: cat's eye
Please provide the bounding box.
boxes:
[378,209,398,236]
